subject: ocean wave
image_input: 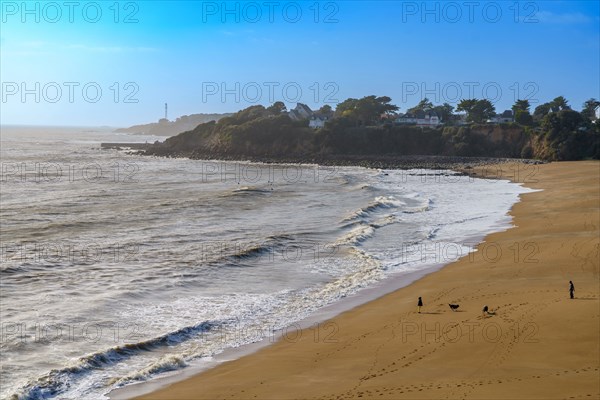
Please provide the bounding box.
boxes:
[338,174,358,185]
[226,233,312,264]
[342,196,405,223]
[351,183,376,191]
[110,355,187,387]
[402,198,433,214]
[334,224,375,246]
[0,264,27,274]
[371,214,397,228]
[10,321,216,400]
[422,215,488,240]
[427,226,441,239]
[230,243,274,260]
[220,186,273,198]
[310,247,383,301]
[234,186,271,193]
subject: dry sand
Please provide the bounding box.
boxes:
[138,161,599,400]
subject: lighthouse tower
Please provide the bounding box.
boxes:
[164,103,168,121]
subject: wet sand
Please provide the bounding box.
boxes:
[137,161,599,400]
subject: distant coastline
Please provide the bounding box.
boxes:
[115,113,232,136]
[137,99,599,165]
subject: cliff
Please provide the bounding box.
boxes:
[143,106,599,163]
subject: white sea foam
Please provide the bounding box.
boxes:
[0,127,536,400]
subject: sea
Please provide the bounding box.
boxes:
[0,126,534,399]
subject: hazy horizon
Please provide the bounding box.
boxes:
[2,1,599,126]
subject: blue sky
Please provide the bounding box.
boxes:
[1,0,599,126]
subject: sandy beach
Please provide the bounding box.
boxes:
[137,161,599,400]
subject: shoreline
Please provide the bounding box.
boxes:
[112,216,511,400]
[124,160,599,400]
[109,164,519,399]
[108,160,538,400]
[143,151,545,171]
[110,263,451,399]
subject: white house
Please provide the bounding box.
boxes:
[308,115,330,129]
[395,110,441,127]
[417,114,440,127]
[288,103,313,121]
[287,103,332,128]
[395,113,416,125]
[487,110,514,124]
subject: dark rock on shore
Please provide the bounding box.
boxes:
[143,148,544,171]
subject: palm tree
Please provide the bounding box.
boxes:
[581,98,600,121]
[551,96,571,112]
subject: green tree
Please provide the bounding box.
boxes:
[456,99,477,119]
[512,100,532,125]
[267,101,287,115]
[457,99,495,123]
[371,95,399,116]
[407,98,434,115]
[220,105,268,126]
[534,97,571,121]
[533,102,552,120]
[318,104,333,116]
[542,109,583,135]
[406,98,453,123]
[472,100,496,123]
[433,103,455,122]
[581,98,600,121]
[539,109,595,160]
[514,109,533,126]
[512,99,530,113]
[335,96,398,126]
[335,98,357,113]
[551,96,571,112]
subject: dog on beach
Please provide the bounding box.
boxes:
[448,304,460,311]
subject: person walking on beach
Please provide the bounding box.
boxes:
[569,281,575,299]
[417,297,423,313]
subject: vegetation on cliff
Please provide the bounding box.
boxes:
[146,96,600,161]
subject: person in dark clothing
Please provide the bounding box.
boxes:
[417,297,423,313]
[569,281,575,299]
[482,305,489,316]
